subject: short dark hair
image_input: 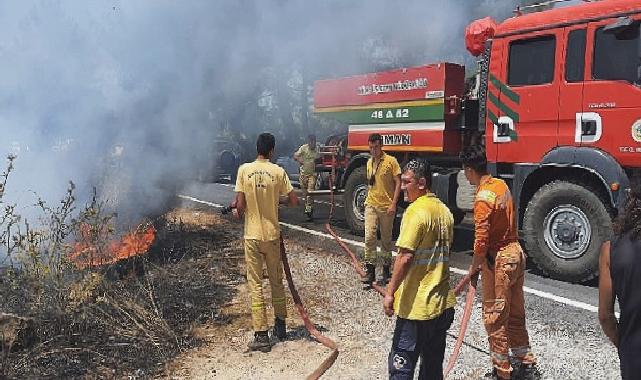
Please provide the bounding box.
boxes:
[368,133,382,144]
[614,172,641,239]
[459,146,488,174]
[404,158,432,188]
[256,133,275,156]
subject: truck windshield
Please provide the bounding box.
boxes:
[593,22,641,85]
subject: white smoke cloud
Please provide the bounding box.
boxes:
[0,0,522,230]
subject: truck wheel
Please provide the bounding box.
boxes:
[344,167,367,235]
[522,180,611,283]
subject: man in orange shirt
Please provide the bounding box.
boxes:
[460,146,539,380]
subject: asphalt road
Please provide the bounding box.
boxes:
[176,181,621,379]
[179,181,604,310]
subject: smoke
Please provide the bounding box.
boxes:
[0,0,527,227]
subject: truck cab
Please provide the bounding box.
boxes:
[478,0,641,282]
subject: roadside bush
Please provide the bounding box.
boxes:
[0,155,181,379]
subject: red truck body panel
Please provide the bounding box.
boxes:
[314,63,464,154]
[314,64,449,107]
[496,0,641,37]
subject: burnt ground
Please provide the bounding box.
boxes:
[1,207,245,379]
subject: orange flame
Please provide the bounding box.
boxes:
[70,224,156,269]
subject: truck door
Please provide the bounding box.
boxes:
[582,16,641,168]
[495,30,562,164]
[558,26,587,147]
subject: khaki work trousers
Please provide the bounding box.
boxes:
[481,242,536,379]
[244,239,287,332]
[299,173,316,213]
[364,205,394,265]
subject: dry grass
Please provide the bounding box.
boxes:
[0,154,246,379]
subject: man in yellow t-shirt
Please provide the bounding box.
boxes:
[294,134,320,220]
[363,133,401,285]
[233,133,298,353]
[383,158,456,379]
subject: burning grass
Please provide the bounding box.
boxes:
[0,155,246,379]
[69,224,156,269]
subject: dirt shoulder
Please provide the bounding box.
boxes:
[162,210,396,380]
[159,195,622,380]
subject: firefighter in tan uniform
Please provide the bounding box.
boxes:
[460,146,540,380]
[234,133,298,352]
[363,133,401,285]
[294,134,320,220]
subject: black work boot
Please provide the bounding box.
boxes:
[382,265,391,285]
[274,317,287,341]
[481,368,511,380]
[517,364,541,380]
[247,331,272,352]
[362,263,375,285]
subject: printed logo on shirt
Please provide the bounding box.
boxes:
[392,354,407,370]
[248,170,275,188]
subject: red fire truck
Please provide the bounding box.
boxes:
[313,0,641,283]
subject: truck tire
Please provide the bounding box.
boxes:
[522,180,612,283]
[344,166,368,235]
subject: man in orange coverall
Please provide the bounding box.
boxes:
[460,146,540,380]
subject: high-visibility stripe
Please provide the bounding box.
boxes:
[488,109,499,126]
[489,74,520,104]
[348,145,444,152]
[488,91,520,123]
[414,245,450,256]
[348,121,445,131]
[511,346,533,357]
[414,256,449,266]
[477,189,497,203]
[491,352,510,362]
[314,99,444,113]
[412,246,450,266]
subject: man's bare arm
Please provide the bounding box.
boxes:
[387,249,413,296]
[383,248,414,316]
[280,190,299,207]
[598,241,619,346]
[233,192,246,219]
[287,190,299,207]
[387,174,402,216]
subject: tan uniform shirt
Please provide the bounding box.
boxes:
[235,158,293,241]
[364,152,401,209]
[295,143,320,176]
